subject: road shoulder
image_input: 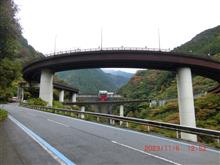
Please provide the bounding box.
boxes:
[0,118,59,165]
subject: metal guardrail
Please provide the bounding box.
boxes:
[21,104,220,138]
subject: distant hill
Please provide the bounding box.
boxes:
[17,37,44,64]
[56,69,132,94]
[174,25,220,56]
[102,69,134,78]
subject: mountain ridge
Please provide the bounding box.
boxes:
[56,69,132,94]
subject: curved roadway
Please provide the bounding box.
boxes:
[3,104,220,165]
[23,49,220,82]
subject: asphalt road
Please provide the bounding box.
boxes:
[1,103,220,165]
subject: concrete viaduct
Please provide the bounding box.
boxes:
[23,47,220,142]
[18,81,79,103]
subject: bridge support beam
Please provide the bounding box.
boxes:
[80,106,85,119]
[119,105,124,126]
[176,67,197,142]
[39,69,53,106]
[59,90,64,102]
[72,93,77,102]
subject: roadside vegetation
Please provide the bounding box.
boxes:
[0,109,8,121]
[0,0,43,103]
[25,98,80,110]
[27,98,47,106]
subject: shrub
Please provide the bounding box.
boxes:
[0,109,8,121]
[53,100,64,108]
[215,112,220,124]
[196,108,217,120]
[27,98,47,106]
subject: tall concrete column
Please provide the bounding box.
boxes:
[72,93,77,102]
[80,106,85,119]
[176,67,197,142]
[119,105,124,126]
[39,69,53,106]
[59,90,64,102]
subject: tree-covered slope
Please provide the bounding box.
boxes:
[56,69,131,94]
[119,70,176,99]
[0,0,43,101]
[174,25,220,56]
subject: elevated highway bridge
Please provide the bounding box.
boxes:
[22,47,220,142]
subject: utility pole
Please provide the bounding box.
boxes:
[101,28,103,50]
[158,28,161,51]
[54,35,57,54]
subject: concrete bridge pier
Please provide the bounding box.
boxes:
[39,69,54,106]
[119,105,124,126]
[177,67,197,142]
[110,119,115,125]
[59,90,64,102]
[72,93,77,102]
[80,106,85,119]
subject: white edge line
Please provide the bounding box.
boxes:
[8,115,76,165]
[111,140,182,165]
[18,105,220,153]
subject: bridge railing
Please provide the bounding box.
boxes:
[45,47,171,57]
[21,104,220,140]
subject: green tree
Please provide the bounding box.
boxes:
[0,0,21,59]
[0,0,22,101]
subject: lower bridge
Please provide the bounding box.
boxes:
[64,99,149,106]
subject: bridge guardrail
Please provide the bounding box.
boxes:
[45,47,171,56]
[21,104,220,139]
[24,46,220,70]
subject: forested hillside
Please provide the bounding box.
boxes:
[0,0,42,101]
[56,69,131,94]
[174,25,220,56]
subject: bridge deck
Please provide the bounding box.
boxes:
[23,49,220,83]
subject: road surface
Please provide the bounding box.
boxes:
[1,103,220,165]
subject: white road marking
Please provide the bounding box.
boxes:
[47,119,69,127]
[8,115,75,165]
[112,140,182,165]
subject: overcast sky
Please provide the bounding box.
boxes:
[14,0,220,73]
